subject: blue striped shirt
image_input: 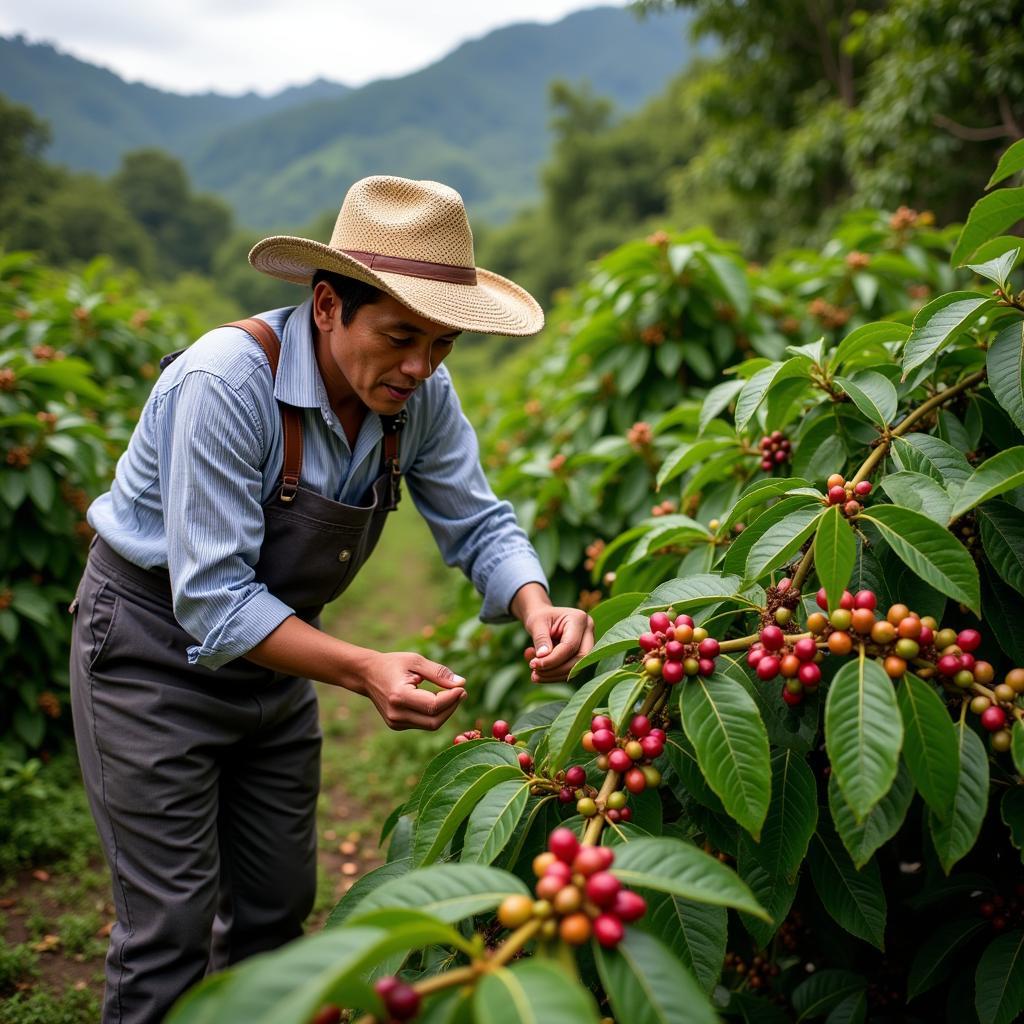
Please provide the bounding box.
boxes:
[88,299,547,669]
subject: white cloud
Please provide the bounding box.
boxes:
[0,0,628,95]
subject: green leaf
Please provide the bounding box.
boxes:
[858,504,981,613]
[735,358,811,432]
[988,318,1024,434]
[414,764,525,865]
[715,476,813,537]
[744,748,818,883]
[879,471,952,525]
[950,447,1024,522]
[968,248,1020,290]
[901,292,996,377]
[640,573,744,611]
[339,863,528,923]
[928,720,989,874]
[10,584,53,627]
[474,959,601,1024]
[722,496,820,576]
[26,462,54,512]
[815,505,857,613]
[723,990,793,1023]
[595,927,718,1024]
[978,502,1024,595]
[952,187,1024,265]
[663,730,724,813]
[408,741,519,816]
[460,781,530,865]
[679,673,771,839]
[831,321,910,371]
[824,653,903,822]
[569,616,648,678]
[987,139,1024,188]
[703,251,751,317]
[807,819,887,950]
[0,470,27,509]
[325,859,412,928]
[735,845,797,950]
[644,894,727,994]
[547,668,631,767]
[791,969,867,1021]
[589,593,644,640]
[609,674,649,733]
[744,505,823,581]
[975,929,1024,1024]
[907,916,990,999]
[827,762,913,870]
[698,379,746,434]
[1002,787,1024,858]
[897,674,959,819]
[890,433,974,487]
[834,372,898,427]
[824,991,867,1024]
[611,836,767,918]
[657,438,736,490]
[1013,722,1024,778]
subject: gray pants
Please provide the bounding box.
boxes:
[70,544,321,1023]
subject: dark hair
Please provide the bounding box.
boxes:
[311,269,383,326]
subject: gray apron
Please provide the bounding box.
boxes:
[69,318,403,1024]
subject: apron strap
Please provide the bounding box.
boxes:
[222,318,303,504]
[380,410,407,508]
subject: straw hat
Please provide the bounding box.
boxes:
[249,175,544,337]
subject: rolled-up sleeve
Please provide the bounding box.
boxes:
[406,369,548,622]
[157,368,294,669]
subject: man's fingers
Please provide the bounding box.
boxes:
[395,683,464,717]
[414,656,466,689]
[531,616,587,670]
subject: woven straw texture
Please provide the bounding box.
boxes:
[249,176,543,337]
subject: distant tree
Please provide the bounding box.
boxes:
[0,96,62,249]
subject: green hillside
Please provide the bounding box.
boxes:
[1,5,696,228]
[0,35,351,173]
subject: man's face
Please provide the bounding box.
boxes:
[316,286,461,414]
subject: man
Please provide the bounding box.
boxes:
[69,175,594,1023]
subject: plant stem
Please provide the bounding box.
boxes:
[351,965,480,1024]
[488,919,543,968]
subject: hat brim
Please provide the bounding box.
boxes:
[248,236,544,337]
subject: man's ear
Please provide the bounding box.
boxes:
[311,280,340,332]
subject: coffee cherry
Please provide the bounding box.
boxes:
[887,603,910,625]
[973,661,995,685]
[532,899,554,920]
[918,625,934,647]
[535,873,565,901]
[664,640,685,661]
[793,637,817,661]
[453,734,471,744]
[954,669,975,688]
[549,828,580,863]
[582,731,596,752]
[675,613,695,628]
[851,608,876,634]
[897,616,922,640]
[619,806,633,823]
[662,660,685,684]
[683,657,701,677]
[699,637,721,659]
[935,628,958,650]
[782,686,804,706]
[761,625,785,651]
[644,657,664,677]
[775,607,793,626]
[492,720,510,740]
[376,979,420,1021]
[649,612,671,634]
[605,808,621,824]
[798,662,821,686]
[311,1006,342,1024]
[1007,668,1024,693]
[606,790,628,811]
[829,608,853,631]
[981,706,1007,732]
[937,655,962,677]
[853,591,876,613]
[559,912,593,945]
[609,749,633,774]
[854,480,872,496]
[828,631,853,656]
[624,740,644,761]
[698,658,716,676]
[844,500,861,517]
[807,612,828,634]
[642,766,662,788]
[884,656,907,679]
[957,629,982,652]
[780,654,801,678]
[577,797,598,817]
[992,729,1013,752]
[557,787,573,803]
[585,871,622,909]
[565,765,587,788]
[625,768,647,793]
[593,913,626,948]
[503,734,518,745]
[827,473,846,489]
[692,626,710,644]
[894,638,920,659]
[630,714,652,738]
[640,734,664,759]
[533,851,557,877]
[828,485,847,504]
[596,754,610,771]
[747,646,765,667]
[518,752,534,771]
[498,894,536,928]
[574,845,614,875]
[674,624,694,644]
[970,695,992,715]
[756,656,781,681]
[592,729,616,753]
[612,889,647,923]
[994,683,1016,704]
[638,632,660,652]
[591,715,614,732]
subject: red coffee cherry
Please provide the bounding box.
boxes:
[756,656,781,681]
[854,480,872,496]
[782,686,804,706]
[612,889,647,922]
[518,751,534,771]
[662,660,685,684]
[585,871,622,909]
[649,612,672,634]
[664,640,685,661]
[816,587,830,610]
[548,828,579,863]
[573,845,614,876]
[591,715,614,732]
[641,734,664,758]
[798,662,821,686]
[375,978,421,1021]
[981,706,1007,732]
[958,629,982,652]
[638,632,660,652]
[593,913,626,948]
[698,658,716,677]
[675,613,694,628]
[747,645,765,667]
[492,720,510,740]
[625,768,647,793]
[630,714,652,738]
[828,485,847,504]
[698,638,720,659]
[793,637,818,662]
[310,1006,342,1024]
[565,765,587,788]
[592,729,617,753]
[608,749,633,773]
[760,626,785,651]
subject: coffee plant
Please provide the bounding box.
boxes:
[0,252,184,756]
[164,148,1024,1023]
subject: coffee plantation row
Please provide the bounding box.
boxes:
[4,142,1024,1022]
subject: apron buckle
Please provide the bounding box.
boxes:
[279,474,300,503]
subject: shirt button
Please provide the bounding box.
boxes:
[337,548,352,563]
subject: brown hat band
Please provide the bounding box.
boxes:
[342,249,478,285]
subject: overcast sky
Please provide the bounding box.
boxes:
[0,1,629,95]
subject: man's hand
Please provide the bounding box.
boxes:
[521,606,596,683]
[353,652,467,730]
